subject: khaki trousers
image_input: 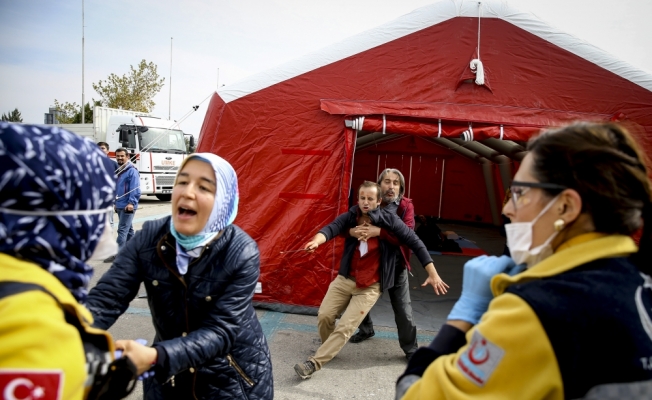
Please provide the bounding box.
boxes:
[309,275,381,369]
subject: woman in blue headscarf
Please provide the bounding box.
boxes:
[86,153,274,400]
[0,122,137,400]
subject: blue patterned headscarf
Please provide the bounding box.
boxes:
[0,123,116,302]
[170,153,239,273]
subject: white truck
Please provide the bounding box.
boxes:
[54,106,193,201]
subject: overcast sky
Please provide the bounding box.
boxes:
[1,0,650,137]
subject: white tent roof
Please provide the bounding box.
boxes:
[219,0,652,104]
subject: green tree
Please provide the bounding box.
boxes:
[92,59,165,113]
[1,108,23,122]
[53,100,80,124]
[52,100,100,123]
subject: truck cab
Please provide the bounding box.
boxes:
[107,115,191,201]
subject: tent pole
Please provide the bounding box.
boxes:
[407,156,413,198]
[438,159,445,218]
[497,158,513,194]
[350,128,359,202]
[376,154,380,179]
[481,159,501,226]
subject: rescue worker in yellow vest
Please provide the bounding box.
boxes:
[397,122,652,399]
[0,123,137,400]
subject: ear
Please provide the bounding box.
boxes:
[558,189,583,223]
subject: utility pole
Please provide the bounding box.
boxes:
[81,0,85,124]
[169,37,173,120]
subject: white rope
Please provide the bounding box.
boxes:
[461,123,474,141]
[470,59,485,85]
[438,119,442,138]
[382,114,386,135]
[470,2,485,85]
[477,2,482,60]
[358,116,365,131]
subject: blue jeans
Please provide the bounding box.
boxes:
[116,209,135,250]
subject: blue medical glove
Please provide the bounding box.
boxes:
[447,255,516,325]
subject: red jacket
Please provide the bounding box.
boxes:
[397,197,415,270]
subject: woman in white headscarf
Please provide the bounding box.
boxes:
[86,153,274,400]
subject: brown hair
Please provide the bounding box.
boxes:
[527,122,651,272]
[358,181,381,201]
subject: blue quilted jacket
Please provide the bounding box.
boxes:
[87,217,273,399]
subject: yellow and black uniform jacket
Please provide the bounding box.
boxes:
[0,253,115,400]
[400,233,652,399]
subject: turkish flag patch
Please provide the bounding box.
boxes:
[0,370,62,400]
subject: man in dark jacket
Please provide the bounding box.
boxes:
[350,168,446,360]
[294,181,447,379]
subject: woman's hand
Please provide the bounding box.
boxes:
[115,339,157,375]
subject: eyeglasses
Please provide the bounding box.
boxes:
[509,181,567,209]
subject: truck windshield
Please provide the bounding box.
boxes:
[140,128,186,153]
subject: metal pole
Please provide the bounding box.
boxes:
[169,37,173,120]
[438,159,446,218]
[81,0,85,123]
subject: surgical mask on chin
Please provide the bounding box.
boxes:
[505,195,561,268]
[0,205,117,261]
[88,217,118,261]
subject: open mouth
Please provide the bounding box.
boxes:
[178,207,197,216]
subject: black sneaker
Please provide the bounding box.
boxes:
[103,255,116,263]
[350,330,375,343]
[294,360,316,379]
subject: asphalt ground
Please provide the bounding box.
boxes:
[88,197,505,399]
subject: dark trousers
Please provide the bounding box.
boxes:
[356,263,418,355]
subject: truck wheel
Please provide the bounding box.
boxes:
[156,194,172,201]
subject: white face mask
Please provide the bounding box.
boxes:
[505,194,560,268]
[0,206,117,261]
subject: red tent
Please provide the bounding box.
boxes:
[197,0,652,312]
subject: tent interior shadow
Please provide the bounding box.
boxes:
[365,222,507,334]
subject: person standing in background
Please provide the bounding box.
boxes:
[105,147,140,263]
